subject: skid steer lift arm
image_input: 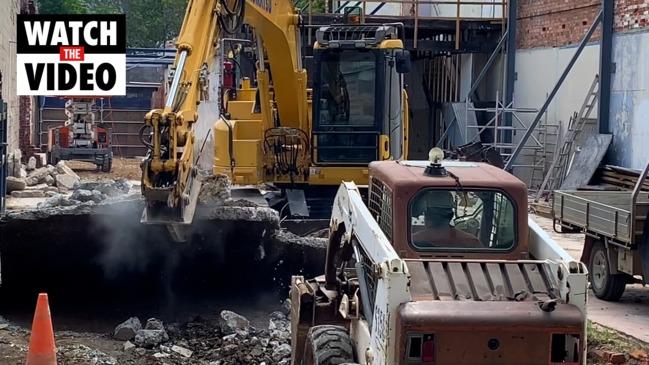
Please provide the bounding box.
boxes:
[325,182,411,363]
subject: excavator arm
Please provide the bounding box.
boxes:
[140,0,307,225]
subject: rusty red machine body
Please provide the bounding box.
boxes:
[290,158,588,365]
[47,98,113,172]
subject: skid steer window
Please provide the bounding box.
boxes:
[409,189,516,251]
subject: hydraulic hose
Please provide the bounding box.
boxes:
[219,0,246,34]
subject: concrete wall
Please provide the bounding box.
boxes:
[609,29,649,170]
[513,44,600,131]
[510,43,599,181]
[0,0,20,152]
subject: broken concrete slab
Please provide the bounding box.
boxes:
[56,160,80,180]
[6,177,26,192]
[123,341,135,351]
[272,343,291,362]
[134,329,169,348]
[11,190,45,198]
[37,195,79,209]
[25,183,48,191]
[56,174,80,190]
[71,189,105,203]
[197,205,280,226]
[198,174,232,205]
[144,318,165,331]
[26,156,36,171]
[44,175,55,186]
[25,167,51,186]
[75,179,131,197]
[219,310,250,335]
[171,345,193,358]
[114,317,142,341]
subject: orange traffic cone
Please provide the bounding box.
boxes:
[25,293,57,365]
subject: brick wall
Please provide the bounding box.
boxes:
[517,0,649,49]
[617,0,649,30]
[19,96,38,156]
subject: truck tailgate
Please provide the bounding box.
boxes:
[553,190,636,243]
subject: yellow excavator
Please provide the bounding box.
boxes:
[139,0,411,226]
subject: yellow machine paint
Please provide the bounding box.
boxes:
[213,22,410,188]
[140,0,410,225]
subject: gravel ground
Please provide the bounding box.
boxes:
[0,308,292,365]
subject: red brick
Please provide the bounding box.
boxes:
[517,0,649,49]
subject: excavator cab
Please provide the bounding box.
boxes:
[311,25,410,164]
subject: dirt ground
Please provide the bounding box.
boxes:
[2,165,648,364]
[66,158,142,181]
[0,311,291,365]
[588,322,649,365]
[0,318,647,365]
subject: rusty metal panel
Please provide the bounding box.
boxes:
[407,259,560,302]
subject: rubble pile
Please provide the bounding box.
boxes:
[110,308,292,364]
[198,174,232,205]
[5,158,133,202]
[6,160,80,198]
[34,178,133,210]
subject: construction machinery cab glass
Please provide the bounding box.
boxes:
[410,188,516,251]
[312,24,407,165]
[395,49,411,74]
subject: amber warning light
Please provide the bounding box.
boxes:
[16,14,126,96]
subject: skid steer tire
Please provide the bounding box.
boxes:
[589,242,627,301]
[302,325,357,365]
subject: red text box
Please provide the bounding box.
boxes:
[59,46,85,61]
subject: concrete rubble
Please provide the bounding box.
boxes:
[4,160,84,196]
[3,161,134,202]
[6,176,26,192]
[114,317,142,341]
[37,309,293,364]
[219,310,250,335]
[133,318,170,348]
[57,344,117,365]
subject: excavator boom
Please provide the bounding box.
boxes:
[140,0,410,234]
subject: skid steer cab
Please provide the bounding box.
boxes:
[290,149,588,365]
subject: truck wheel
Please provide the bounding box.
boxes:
[589,243,627,301]
[101,158,112,173]
[302,325,357,365]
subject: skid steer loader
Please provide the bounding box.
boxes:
[290,149,588,365]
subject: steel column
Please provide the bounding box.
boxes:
[505,9,603,171]
[0,101,7,215]
[465,32,507,101]
[504,0,517,143]
[598,0,614,134]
